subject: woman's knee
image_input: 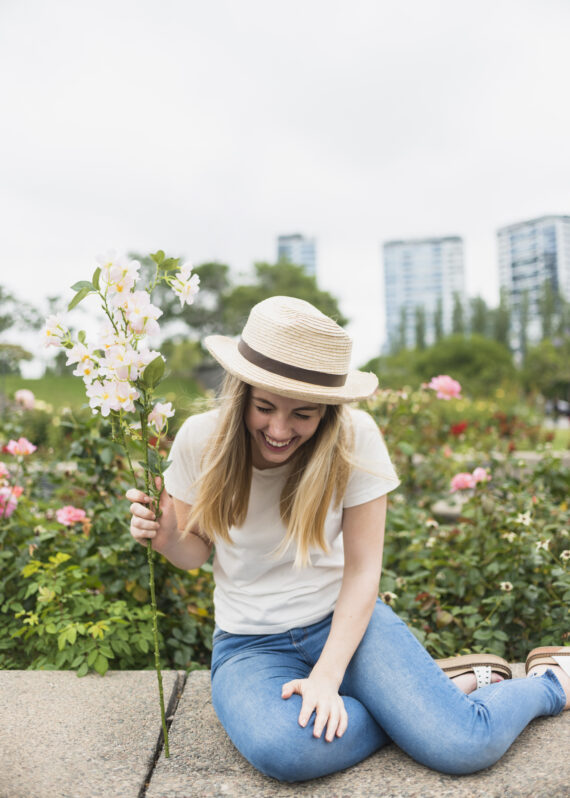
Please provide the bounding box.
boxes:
[239,725,327,782]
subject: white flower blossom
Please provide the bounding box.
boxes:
[98,252,140,295]
[379,591,397,604]
[171,263,200,308]
[42,315,68,348]
[120,291,162,336]
[500,581,513,592]
[535,539,550,551]
[515,512,532,526]
[148,401,175,433]
[86,380,118,416]
[426,536,437,548]
[560,550,570,561]
[113,381,140,413]
[104,344,140,381]
[502,531,516,543]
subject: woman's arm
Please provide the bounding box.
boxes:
[127,484,212,570]
[281,494,386,742]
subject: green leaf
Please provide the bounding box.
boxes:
[92,267,101,291]
[68,286,92,311]
[138,638,149,654]
[141,355,165,389]
[160,257,181,272]
[87,648,98,667]
[71,280,94,292]
[78,330,87,344]
[146,447,162,476]
[58,632,67,651]
[67,627,77,645]
[45,623,57,634]
[76,662,89,678]
[93,654,109,676]
[150,250,165,266]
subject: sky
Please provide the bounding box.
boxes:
[1,0,570,375]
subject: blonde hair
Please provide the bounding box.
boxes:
[186,374,353,566]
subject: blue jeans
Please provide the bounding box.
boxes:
[211,599,565,782]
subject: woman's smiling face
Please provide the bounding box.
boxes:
[244,388,325,469]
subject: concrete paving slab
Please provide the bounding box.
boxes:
[147,665,570,798]
[0,669,183,798]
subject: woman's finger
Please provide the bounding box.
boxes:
[129,502,156,520]
[126,489,150,503]
[336,701,348,738]
[298,693,317,728]
[313,701,336,740]
[324,699,344,741]
[281,679,301,699]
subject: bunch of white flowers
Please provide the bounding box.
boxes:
[43,251,198,427]
[42,249,200,758]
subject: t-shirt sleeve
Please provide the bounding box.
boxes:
[342,409,400,508]
[163,411,217,505]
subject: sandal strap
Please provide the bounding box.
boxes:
[472,665,492,689]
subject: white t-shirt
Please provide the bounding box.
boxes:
[164,407,399,634]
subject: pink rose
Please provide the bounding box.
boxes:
[5,438,37,456]
[56,505,87,527]
[450,472,476,492]
[0,486,22,518]
[428,375,462,400]
[472,467,491,484]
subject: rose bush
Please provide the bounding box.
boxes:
[1,371,568,672]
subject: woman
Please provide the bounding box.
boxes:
[127,296,568,783]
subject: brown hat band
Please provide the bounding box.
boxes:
[238,339,348,388]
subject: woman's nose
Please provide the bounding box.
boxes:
[268,415,290,438]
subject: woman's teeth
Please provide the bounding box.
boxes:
[263,434,292,448]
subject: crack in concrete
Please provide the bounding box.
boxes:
[139,670,188,798]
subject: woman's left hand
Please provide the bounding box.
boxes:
[281,675,348,741]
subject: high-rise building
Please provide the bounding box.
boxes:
[277,234,317,277]
[383,236,465,350]
[497,215,570,345]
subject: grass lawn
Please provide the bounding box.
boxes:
[550,426,570,449]
[1,374,204,412]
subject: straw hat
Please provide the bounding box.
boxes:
[204,296,378,404]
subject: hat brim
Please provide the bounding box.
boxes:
[205,335,378,404]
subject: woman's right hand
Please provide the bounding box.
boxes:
[126,480,178,553]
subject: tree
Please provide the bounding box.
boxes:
[519,290,530,360]
[433,297,444,342]
[469,296,488,337]
[490,287,511,348]
[522,337,570,400]
[451,292,465,335]
[0,343,33,376]
[0,285,41,335]
[415,334,515,396]
[538,279,557,340]
[414,306,426,350]
[0,286,41,377]
[393,306,408,353]
[133,255,347,340]
[131,255,233,338]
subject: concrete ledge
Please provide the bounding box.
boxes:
[0,669,183,798]
[1,666,568,798]
[148,665,570,798]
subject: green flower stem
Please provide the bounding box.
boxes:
[115,415,138,488]
[140,403,170,758]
